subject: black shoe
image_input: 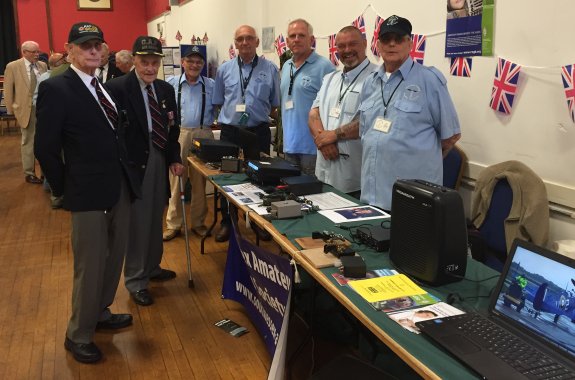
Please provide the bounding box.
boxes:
[253,225,272,241]
[215,225,230,242]
[25,175,43,184]
[64,337,102,364]
[96,313,133,330]
[131,289,154,306]
[51,196,64,209]
[150,268,176,282]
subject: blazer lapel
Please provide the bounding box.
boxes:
[126,72,149,137]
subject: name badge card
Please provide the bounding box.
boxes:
[329,107,341,119]
[373,117,392,133]
[285,100,294,110]
[236,104,246,113]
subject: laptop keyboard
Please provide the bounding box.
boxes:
[451,313,575,380]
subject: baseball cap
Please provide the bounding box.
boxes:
[68,22,105,44]
[183,46,205,61]
[378,15,412,38]
[132,36,164,56]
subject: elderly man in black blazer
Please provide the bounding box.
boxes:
[106,36,183,307]
[35,22,140,364]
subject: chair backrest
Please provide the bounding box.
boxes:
[443,145,467,190]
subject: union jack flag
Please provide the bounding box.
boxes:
[371,15,384,57]
[489,57,521,114]
[175,30,182,42]
[328,34,339,66]
[450,57,472,77]
[202,33,209,44]
[274,34,287,57]
[409,34,426,64]
[229,44,236,59]
[561,64,575,122]
[352,15,366,39]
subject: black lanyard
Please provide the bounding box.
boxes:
[288,61,307,96]
[379,62,413,117]
[338,60,370,104]
[238,55,258,99]
[177,74,206,126]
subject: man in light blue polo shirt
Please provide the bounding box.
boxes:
[280,18,333,175]
[310,26,377,196]
[358,15,461,210]
[163,46,215,241]
[212,24,280,242]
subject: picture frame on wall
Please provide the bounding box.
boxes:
[262,27,275,53]
[77,0,113,11]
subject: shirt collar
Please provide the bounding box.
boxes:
[135,71,153,90]
[377,56,414,80]
[342,57,370,79]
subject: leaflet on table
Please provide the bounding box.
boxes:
[333,269,439,313]
[387,302,465,334]
[347,274,426,303]
[302,192,357,210]
[247,202,313,216]
[221,183,267,205]
[318,205,390,224]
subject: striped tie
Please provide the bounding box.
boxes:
[91,77,117,129]
[146,84,167,150]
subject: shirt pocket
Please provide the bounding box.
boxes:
[394,99,422,113]
[343,91,360,115]
[358,98,375,112]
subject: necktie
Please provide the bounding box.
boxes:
[29,64,37,95]
[91,77,118,128]
[97,66,105,83]
[146,84,167,150]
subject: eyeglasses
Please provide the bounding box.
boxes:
[379,33,408,44]
[235,35,256,43]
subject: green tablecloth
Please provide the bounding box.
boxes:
[211,174,498,379]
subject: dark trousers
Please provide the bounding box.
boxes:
[219,123,270,225]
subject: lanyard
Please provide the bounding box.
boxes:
[288,61,307,96]
[238,55,258,99]
[379,62,413,117]
[338,60,370,104]
[177,74,206,126]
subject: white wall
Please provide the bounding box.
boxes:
[152,0,575,247]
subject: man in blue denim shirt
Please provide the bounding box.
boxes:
[358,15,461,210]
[212,24,280,242]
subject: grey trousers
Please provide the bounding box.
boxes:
[67,177,131,343]
[20,106,36,176]
[124,143,167,293]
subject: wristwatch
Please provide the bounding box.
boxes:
[335,128,345,141]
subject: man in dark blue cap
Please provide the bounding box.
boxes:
[106,36,182,307]
[359,15,461,210]
[35,22,140,363]
[163,45,216,241]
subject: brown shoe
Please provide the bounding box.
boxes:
[191,225,211,237]
[215,225,230,242]
[25,175,43,184]
[162,229,180,241]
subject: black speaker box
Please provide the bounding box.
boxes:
[389,179,468,285]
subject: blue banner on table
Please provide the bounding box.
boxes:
[221,225,293,357]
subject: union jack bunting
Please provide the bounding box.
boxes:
[371,15,384,57]
[229,44,236,59]
[328,34,340,66]
[489,57,521,114]
[561,64,575,122]
[274,34,287,57]
[202,33,209,44]
[450,57,472,77]
[175,30,182,42]
[352,15,366,39]
[409,34,426,64]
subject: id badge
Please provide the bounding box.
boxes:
[329,107,341,119]
[373,117,392,133]
[236,104,246,112]
[285,100,294,110]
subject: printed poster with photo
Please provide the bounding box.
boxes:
[445,0,494,57]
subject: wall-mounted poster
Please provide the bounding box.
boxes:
[262,27,275,53]
[445,0,493,57]
[77,0,112,11]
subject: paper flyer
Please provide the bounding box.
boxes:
[319,205,390,224]
[348,274,426,303]
[387,302,465,334]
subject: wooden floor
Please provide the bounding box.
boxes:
[0,132,279,379]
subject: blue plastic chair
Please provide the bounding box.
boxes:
[443,145,467,190]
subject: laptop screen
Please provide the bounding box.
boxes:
[490,240,575,361]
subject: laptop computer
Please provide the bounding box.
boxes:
[416,239,575,380]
